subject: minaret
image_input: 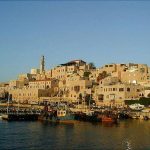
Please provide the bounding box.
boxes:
[40,55,45,74]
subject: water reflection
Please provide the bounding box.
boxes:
[0,120,150,150]
[122,139,132,150]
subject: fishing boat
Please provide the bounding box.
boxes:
[2,113,39,121]
[101,113,118,123]
[39,109,75,123]
[38,104,75,123]
[129,103,144,111]
[129,112,140,119]
[102,116,115,123]
[1,96,39,121]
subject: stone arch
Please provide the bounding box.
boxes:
[147,93,150,98]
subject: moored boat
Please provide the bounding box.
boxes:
[0,114,2,120]
[38,109,75,124]
[129,103,144,111]
[102,116,115,123]
[2,113,39,121]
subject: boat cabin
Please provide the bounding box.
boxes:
[57,110,67,117]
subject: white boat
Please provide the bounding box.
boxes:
[142,109,149,113]
[129,103,144,111]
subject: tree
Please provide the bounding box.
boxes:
[85,94,94,105]
[83,72,91,78]
[89,62,96,69]
[97,71,108,82]
[78,93,82,103]
[79,93,82,100]
[4,92,9,100]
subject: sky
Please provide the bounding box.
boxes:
[0,1,150,82]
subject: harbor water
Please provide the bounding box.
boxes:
[0,120,150,150]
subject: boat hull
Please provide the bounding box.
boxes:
[38,114,75,123]
[2,114,39,121]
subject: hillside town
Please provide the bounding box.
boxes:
[0,56,150,108]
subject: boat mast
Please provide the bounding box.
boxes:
[7,94,10,114]
[89,94,91,110]
[17,100,20,115]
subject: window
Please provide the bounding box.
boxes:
[113,88,116,91]
[119,88,124,92]
[137,89,140,92]
[127,88,130,92]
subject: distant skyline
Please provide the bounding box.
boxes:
[1,1,150,82]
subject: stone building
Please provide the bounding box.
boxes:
[9,87,52,104]
[94,76,144,106]
[120,63,148,84]
[46,60,93,80]
[2,56,150,106]
[57,73,92,102]
[29,79,59,90]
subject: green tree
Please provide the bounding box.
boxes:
[89,62,96,69]
[97,71,108,82]
[83,72,91,78]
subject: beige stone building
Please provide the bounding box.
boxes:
[89,63,126,82]
[94,76,144,106]
[90,63,148,85]
[0,87,5,98]
[120,63,148,84]
[2,56,150,106]
[29,79,58,89]
[9,78,59,103]
[57,73,92,102]
[9,80,26,88]
[9,87,52,104]
[46,60,93,80]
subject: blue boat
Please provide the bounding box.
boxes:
[38,107,75,123]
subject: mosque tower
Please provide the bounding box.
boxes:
[40,55,45,74]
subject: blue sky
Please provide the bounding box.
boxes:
[0,1,150,82]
